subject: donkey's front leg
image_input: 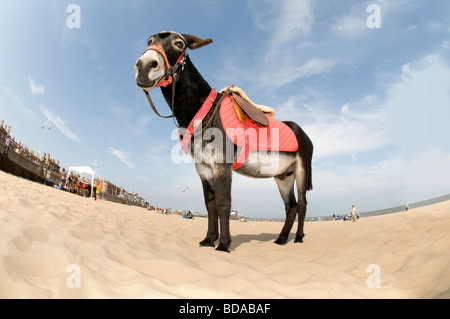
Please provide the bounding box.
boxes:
[213,164,233,253]
[197,163,219,247]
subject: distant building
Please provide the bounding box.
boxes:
[1,120,149,206]
[1,120,61,183]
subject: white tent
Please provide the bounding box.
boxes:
[65,166,104,197]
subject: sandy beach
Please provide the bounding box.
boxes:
[0,169,449,299]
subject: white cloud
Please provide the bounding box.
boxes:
[277,94,388,160]
[253,57,335,89]
[143,143,169,163]
[29,77,45,96]
[273,50,450,214]
[0,86,34,115]
[39,105,81,143]
[248,0,314,41]
[442,39,450,51]
[134,175,149,182]
[297,58,335,78]
[332,15,367,37]
[278,52,450,164]
[132,114,152,136]
[108,147,134,168]
[218,1,336,89]
[403,149,450,202]
[247,0,316,63]
[270,0,314,42]
[385,54,450,155]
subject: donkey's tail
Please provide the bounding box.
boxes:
[283,121,313,191]
[302,137,313,191]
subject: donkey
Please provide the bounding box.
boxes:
[134,32,313,252]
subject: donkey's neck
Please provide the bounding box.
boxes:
[160,55,212,128]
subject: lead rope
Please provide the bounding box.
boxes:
[143,57,224,138]
[143,60,184,129]
[171,71,181,129]
[144,90,173,119]
[200,93,225,136]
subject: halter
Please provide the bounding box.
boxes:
[140,35,221,142]
[142,44,186,88]
[141,42,187,125]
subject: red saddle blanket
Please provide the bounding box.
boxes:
[76,181,88,189]
[220,96,298,170]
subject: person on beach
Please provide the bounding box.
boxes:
[351,205,357,222]
[96,183,101,200]
[60,170,66,188]
[66,172,76,192]
[3,135,11,157]
[183,211,194,219]
[404,203,409,212]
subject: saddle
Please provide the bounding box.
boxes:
[178,86,298,171]
[219,89,298,170]
[220,86,275,126]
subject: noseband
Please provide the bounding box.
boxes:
[142,42,187,125]
[143,44,186,88]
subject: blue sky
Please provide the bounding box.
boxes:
[1,0,450,218]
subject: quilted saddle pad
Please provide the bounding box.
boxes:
[219,95,298,169]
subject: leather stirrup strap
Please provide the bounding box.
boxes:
[144,90,174,119]
[232,93,269,127]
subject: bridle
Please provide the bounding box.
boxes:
[141,39,187,127]
[140,35,224,141]
[143,44,186,89]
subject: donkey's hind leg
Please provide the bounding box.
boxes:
[274,171,297,245]
[294,159,309,243]
[294,191,307,243]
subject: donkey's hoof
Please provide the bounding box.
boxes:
[199,239,215,247]
[199,237,217,247]
[274,238,287,245]
[294,234,305,243]
[215,244,230,253]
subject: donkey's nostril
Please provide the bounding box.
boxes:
[150,61,158,69]
[135,59,142,70]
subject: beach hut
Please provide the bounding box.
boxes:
[66,166,104,198]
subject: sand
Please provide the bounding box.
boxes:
[0,170,449,299]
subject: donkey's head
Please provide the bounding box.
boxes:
[135,31,212,91]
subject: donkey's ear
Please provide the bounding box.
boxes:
[182,34,213,50]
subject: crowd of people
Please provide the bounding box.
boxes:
[331,211,360,222]
[309,204,361,222]
[146,205,195,219]
[145,204,366,223]
[58,170,102,200]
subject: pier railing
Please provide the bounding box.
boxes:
[0,120,61,183]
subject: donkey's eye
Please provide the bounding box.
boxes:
[147,37,154,46]
[174,40,185,49]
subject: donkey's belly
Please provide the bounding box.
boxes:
[234,151,297,178]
